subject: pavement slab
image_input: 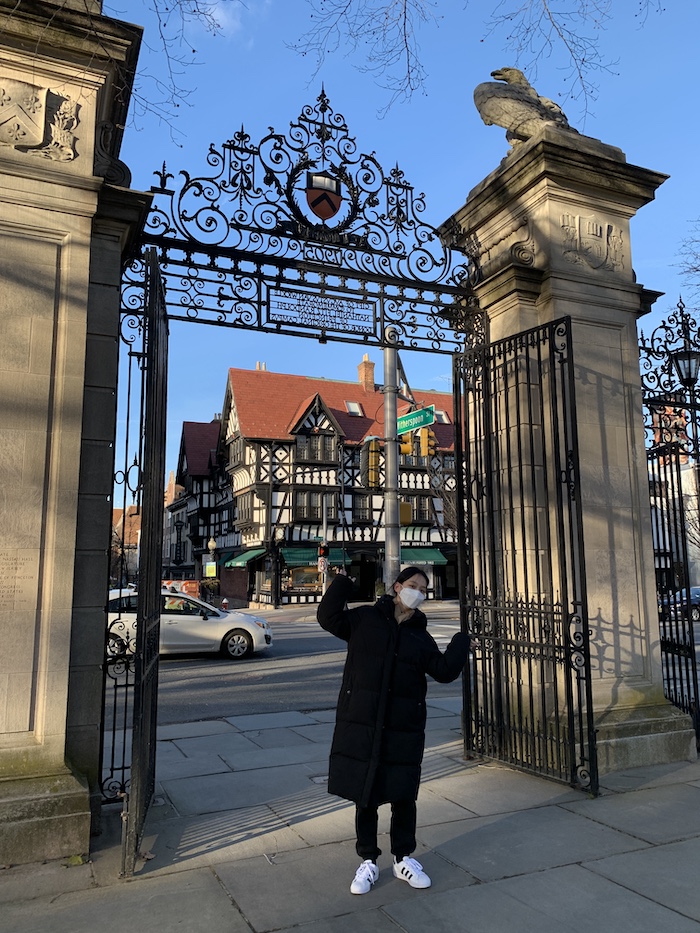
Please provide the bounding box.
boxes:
[0,868,250,933]
[419,805,649,882]
[6,696,700,933]
[421,749,475,782]
[0,860,95,905]
[267,786,356,847]
[226,711,320,730]
[161,762,326,816]
[416,786,479,825]
[213,842,475,931]
[304,709,336,723]
[156,745,231,781]
[562,782,700,844]
[584,835,700,922]
[384,862,700,933]
[170,731,262,758]
[276,911,408,933]
[133,805,311,876]
[157,719,239,740]
[426,697,463,714]
[598,759,700,793]
[219,742,328,771]
[426,761,584,815]
[289,721,336,743]
[243,726,318,748]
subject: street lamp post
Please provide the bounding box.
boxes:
[383,326,401,589]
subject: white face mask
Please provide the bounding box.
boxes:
[398,585,426,610]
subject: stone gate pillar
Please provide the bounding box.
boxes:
[445,121,696,771]
[0,0,150,863]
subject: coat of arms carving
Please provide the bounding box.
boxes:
[561,213,625,272]
[0,78,78,161]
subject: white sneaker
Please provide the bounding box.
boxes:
[350,859,379,895]
[393,856,431,888]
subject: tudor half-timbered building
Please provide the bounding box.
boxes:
[214,355,458,606]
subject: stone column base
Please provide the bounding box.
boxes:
[0,772,91,866]
[595,705,697,774]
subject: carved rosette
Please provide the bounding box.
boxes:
[0,77,78,162]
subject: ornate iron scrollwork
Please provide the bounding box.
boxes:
[134,89,480,353]
[639,298,700,455]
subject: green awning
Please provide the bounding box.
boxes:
[281,547,353,567]
[280,547,318,567]
[224,547,267,568]
[400,547,448,566]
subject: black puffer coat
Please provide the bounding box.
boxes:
[318,574,470,808]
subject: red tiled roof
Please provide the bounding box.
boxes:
[180,421,220,476]
[227,368,454,449]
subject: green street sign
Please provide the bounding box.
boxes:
[397,405,435,434]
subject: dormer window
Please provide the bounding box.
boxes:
[345,400,363,416]
[434,410,451,424]
[297,434,336,462]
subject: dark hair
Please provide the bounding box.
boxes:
[393,566,429,587]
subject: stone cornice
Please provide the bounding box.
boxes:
[442,127,669,242]
[0,0,142,162]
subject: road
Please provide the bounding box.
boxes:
[156,601,464,725]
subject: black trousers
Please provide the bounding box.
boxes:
[355,800,417,861]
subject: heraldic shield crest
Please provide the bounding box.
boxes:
[137,88,478,354]
[305,170,342,221]
[0,79,47,148]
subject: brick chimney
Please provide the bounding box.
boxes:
[358,354,375,392]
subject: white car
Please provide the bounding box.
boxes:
[107,589,272,659]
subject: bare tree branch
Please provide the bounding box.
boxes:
[292,0,439,113]
[103,0,243,134]
[294,0,666,116]
[5,1,666,130]
[678,222,700,302]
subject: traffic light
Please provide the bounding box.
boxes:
[360,436,381,489]
[399,432,414,455]
[419,427,438,457]
[318,544,329,559]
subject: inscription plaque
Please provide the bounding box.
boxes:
[0,551,38,610]
[267,286,376,335]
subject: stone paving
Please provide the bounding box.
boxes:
[2,696,700,932]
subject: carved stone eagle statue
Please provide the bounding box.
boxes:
[474,68,576,146]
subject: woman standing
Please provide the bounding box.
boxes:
[317,566,470,895]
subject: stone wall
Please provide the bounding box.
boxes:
[0,0,150,863]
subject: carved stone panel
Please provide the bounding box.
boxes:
[561,212,625,272]
[0,78,78,162]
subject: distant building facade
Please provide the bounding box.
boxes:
[171,356,459,607]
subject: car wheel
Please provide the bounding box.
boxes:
[691,606,700,623]
[221,629,253,659]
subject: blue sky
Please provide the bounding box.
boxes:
[105,1,700,476]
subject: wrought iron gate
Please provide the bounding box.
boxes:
[454,318,598,793]
[639,301,700,745]
[101,248,168,876]
[647,444,700,736]
[101,90,479,874]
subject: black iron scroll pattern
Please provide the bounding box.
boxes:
[130,90,480,353]
[639,298,700,455]
[638,299,700,747]
[457,318,598,793]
